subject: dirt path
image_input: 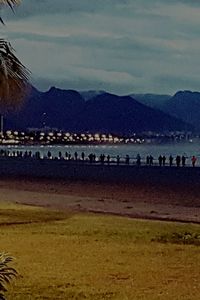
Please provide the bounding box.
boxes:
[0,178,199,223]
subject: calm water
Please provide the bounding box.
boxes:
[2,142,200,165]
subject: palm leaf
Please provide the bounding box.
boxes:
[0,1,20,8]
[0,1,21,24]
[0,1,30,110]
[0,253,17,299]
[0,39,30,111]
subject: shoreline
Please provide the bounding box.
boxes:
[0,157,200,185]
[0,177,199,224]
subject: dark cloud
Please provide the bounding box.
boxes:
[0,0,200,94]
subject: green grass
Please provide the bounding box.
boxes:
[0,202,200,299]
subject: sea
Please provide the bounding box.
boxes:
[1,141,200,165]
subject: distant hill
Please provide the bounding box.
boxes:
[162,90,200,132]
[4,87,193,134]
[130,93,171,109]
[6,86,85,131]
[73,93,192,134]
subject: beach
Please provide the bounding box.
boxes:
[1,173,200,299]
[0,176,200,224]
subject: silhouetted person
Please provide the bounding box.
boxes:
[81,152,85,161]
[35,151,41,159]
[47,151,51,159]
[192,155,197,167]
[162,155,166,166]
[107,155,110,164]
[169,155,173,167]
[176,155,181,167]
[125,154,130,165]
[74,151,78,161]
[158,155,162,167]
[100,154,105,164]
[136,154,141,166]
[88,153,93,163]
[65,152,68,160]
[146,155,150,165]
[182,155,186,167]
[149,155,154,166]
[116,155,120,165]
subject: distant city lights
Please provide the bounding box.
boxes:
[0,129,193,145]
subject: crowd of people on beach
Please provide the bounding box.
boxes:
[0,149,198,167]
[147,154,197,167]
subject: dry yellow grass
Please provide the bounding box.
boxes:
[0,202,199,299]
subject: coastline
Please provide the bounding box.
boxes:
[0,156,200,185]
[0,174,199,224]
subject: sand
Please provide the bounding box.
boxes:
[0,177,199,224]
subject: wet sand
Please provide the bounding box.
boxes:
[0,177,200,223]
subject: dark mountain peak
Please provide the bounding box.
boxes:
[45,86,82,98]
[46,86,57,93]
[5,85,193,133]
[162,90,200,131]
[173,90,200,99]
[167,90,200,109]
[75,92,192,134]
[43,87,85,107]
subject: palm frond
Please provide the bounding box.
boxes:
[0,0,21,24]
[0,39,30,111]
[0,1,20,9]
[0,0,29,110]
[0,253,17,299]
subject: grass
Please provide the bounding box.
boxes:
[0,202,199,299]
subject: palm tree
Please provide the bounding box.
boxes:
[0,2,25,298]
[0,253,17,300]
[0,0,29,111]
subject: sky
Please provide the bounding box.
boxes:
[1,0,200,95]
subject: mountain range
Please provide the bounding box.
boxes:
[131,90,200,132]
[4,86,197,134]
[162,91,200,132]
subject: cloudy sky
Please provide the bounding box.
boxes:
[1,0,200,95]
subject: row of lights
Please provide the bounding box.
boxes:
[0,131,145,144]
